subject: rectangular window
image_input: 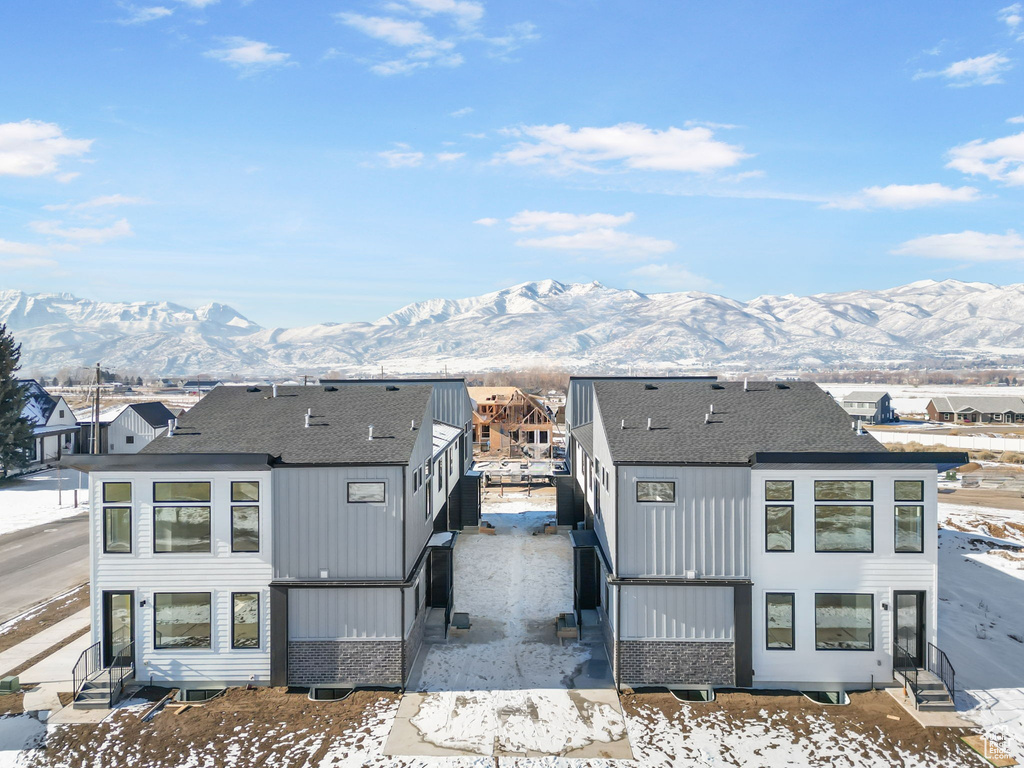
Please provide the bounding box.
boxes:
[766,593,795,650]
[347,481,385,503]
[153,481,211,503]
[539,431,549,444]
[765,506,793,551]
[481,425,490,439]
[154,506,212,552]
[814,480,872,501]
[154,592,211,649]
[103,507,132,553]
[231,506,260,552]
[125,435,135,445]
[895,505,925,553]
[814,505,873,552]
[232,593,259,649]
[894,480,923,502]
[103,482,132,503]
[637,481,675,503]
[231,481,259,502]
[765,480,794,501]
[59,409,65,418]
[815,593,873,650]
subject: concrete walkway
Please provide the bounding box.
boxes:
[0,607,90,677]
[20,632,93,716]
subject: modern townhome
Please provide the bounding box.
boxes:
[68,381,476,702]
[106,402,176,454]
[926,394,1024,424]
[839,390,894,425]
[561,378,963,707]
[18,378,80,465]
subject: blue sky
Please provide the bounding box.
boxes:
[2,0,1023,327]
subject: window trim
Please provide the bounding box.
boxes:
[102,506,133,554]
[765,505,794,553]
[153,591,212,650]
[153,505,213,554]
[765,592,795,651]
[230,506,260,553]
[125,435,135,445]
[231,480,260,503]
[814,479,873,502]
[813,504,874,553]
[764,479,794,502]
[152,480,212,504]
[102,482,132,504]
[636,480,676,504]
[894,480,924,502]
[814,592,875,652]
[894,504,925,554]
[231,592,260,650]
[347,481,386,504]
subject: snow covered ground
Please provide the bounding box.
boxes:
[0,469,88,538]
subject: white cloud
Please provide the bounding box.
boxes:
[1008,115,1024,124]
[205,37,293,74]
[915,53,1012,86]
[516,228,675,258]
[450,106,473,117]
[44,194,147,212]
[505,210,635,232]
[826,183,983,210]
[394,0,484,29]
[473,217,499,226]
[435,152,464,162]
[0,256,57,270]
[379,148,425,167]
[999,3,1023,36]
[946,131,1024,185]
[893,230,1024,261]
[494,122,750,174]
[29,218,134,244]
[178,0,218,6]
[0,239,51,256]
[479,22,539,57]
[629,263,714,292]
[55,172,80,183]
[0,120,92,177]
[117,5,173,24]
[338,13,463,74]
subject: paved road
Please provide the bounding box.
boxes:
[0,512,89,623]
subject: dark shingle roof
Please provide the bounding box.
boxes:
[18,379,57,425]
[573,422,594,456]
[594,380,882,465]
[126,402,175,429]
[141,384,432,465]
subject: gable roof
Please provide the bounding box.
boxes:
[141,383,432,465]
[841,391,888,404]
[593,380,881,465]
[18,379,57,426]
[929,395,1024,414]
[123,402,176,429]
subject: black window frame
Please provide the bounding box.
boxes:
[125,435,135,445]
[153,591,212,650]
[230,505,260,553]
[765,505,794,552]
[894,505,925,553]
[231,481,260,503]
[814,592,874,651]
[103,506,133,554]
[894,480,924,502]
[765,592,795,651]
[764,479,794,502]
[231,592,260,650]
[636,480,676,503]
[153,505,213,553]
[347,481,386,504]
[153,481,212,503]
[102,482,132,504]
[814,504,874,553]
[814,480,873,502]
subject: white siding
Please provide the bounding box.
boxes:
[107,408,158,454]
[620,585,734,641]
[288,588,402,640]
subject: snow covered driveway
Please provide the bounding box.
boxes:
[0,469,88,538]
[384,494,631,759]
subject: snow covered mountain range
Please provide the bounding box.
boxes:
[2,279,1023,376]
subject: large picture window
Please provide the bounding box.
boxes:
[231,506,260,552]
[154,507,211,552]
[766,506,794,551]
[815,505,873,552]
[895,506,924,553]
[103,482,131,503]
[103,507,132,553]
[766,593,795,650]
[637,481,675,503]
[347,482,385,503]
[232,593,259,649]
[814,480,873,501]
[154,592,211,649]
[815,593,873,650]
[154,481,211,503]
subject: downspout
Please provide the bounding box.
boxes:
[614,462,622,691]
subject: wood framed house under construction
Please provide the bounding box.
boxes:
[468,386,556,457]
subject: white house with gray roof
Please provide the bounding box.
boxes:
[562,378,963,707]
[18,379,79,466]
[927,394,1024,424]
[68,380,476,702]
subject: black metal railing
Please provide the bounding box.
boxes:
[926,642,956,703]
[108,640,135,707]
[72,641,102,701]
[892,640,920,707]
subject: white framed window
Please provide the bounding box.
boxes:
[636,480,675,503]
[347,482,385,504]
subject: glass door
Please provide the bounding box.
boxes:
[894,591,924,667]
[103,591,134,667]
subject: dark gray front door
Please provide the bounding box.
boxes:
[894,591,925,667]
[102,591,134,667]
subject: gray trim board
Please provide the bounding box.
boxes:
[733,583,752,687]
[607,577,753,587]
[61,453,274,472]
[270,586,288,687]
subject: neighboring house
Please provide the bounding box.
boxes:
[840,391,894,425]
[561,378,963,703]
[70,381,475,696]
[468,386,556,456]
[926,395,1024,424]
[181,380,222,394]
[107,402,176,454]
[18,379,79,465]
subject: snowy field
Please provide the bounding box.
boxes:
[819,382,1023,418]
[0,469,88,538]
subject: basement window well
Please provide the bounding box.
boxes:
[309,687,354,701]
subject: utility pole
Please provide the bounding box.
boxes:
[92,362,101,455]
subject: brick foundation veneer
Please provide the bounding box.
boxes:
[618,640,735,687]
[288,640,404,687]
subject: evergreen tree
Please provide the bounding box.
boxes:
[0,324,35,478]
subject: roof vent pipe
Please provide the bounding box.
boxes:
[307,408,312,416]
[704,413,710,425]
[410,419,415,431]
[646,417,652,430]
[620,419,625,430]
[272,384,278,398]
[743,378,748,392]
[168,418,175,437]
[857,420,864,436]
[368,424,374,441]
[304,413,310,429]
[710,403,715,414]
